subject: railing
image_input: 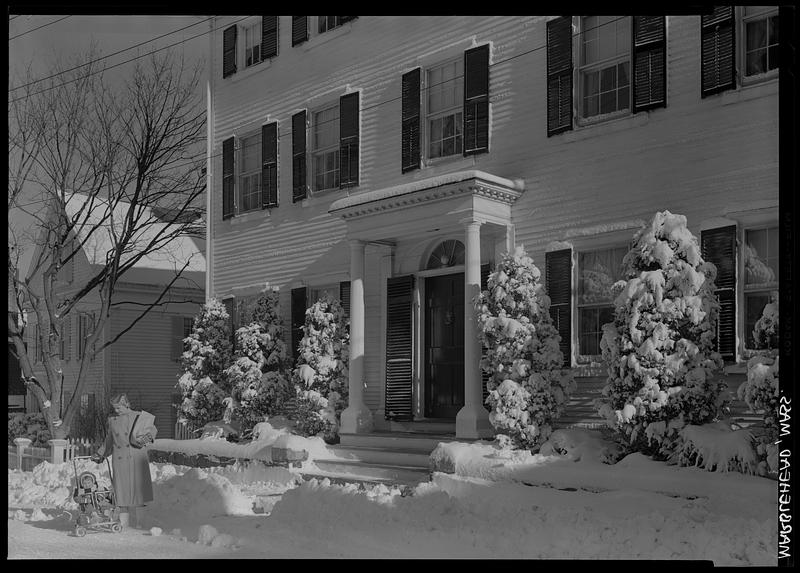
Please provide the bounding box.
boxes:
[8,437,104,471]
[173,421,198,440]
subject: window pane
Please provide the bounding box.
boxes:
[600,65,616,92]
[745,292,773,348]
[584,95,598,118]
[747,19,768,51]
[618,86,630,111]
[769,15,779,44]
[579,247,626,304]
[430,117,442,141]
[443,115,454,138]
[583,71,599,97]
[745,227,778,285]
[747,50,767,75]
[600,90,615,114]
[618,61,629,87]
[442,138,454,157]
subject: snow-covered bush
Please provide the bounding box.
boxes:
[598,211,726,458]
[8,413,52,447]
[670,422,758,475]
[291,295,349,441]
[737,299,780,475]
[223,289,292,435]
[177,299,235,428]
[475,245,575,450]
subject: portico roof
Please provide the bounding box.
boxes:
[328,170,524,242]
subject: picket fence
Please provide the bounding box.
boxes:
[8,437,104,471]
[173,421,198,440]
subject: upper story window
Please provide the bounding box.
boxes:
[312,104,340,191]
[743,225,778,349]
[577,245,627,357]
[743,6,779,78]
[239,132,262,213]
[580,16,631,119]
[426,58,464,160]
[243,21,262,68]
[318,16,344,34]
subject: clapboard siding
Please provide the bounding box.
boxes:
[109,296,203,439]
[211,15,776,301]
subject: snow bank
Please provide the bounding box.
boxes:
[429,440,538,480]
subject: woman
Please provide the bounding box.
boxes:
[92,393,157,529]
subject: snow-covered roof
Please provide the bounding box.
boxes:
[329,170,525,214]
[64,193,206,276]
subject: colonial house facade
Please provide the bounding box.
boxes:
[20,197,206,439]
[206,12,778,440]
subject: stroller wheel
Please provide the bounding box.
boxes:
[111,523,122,533]
[75,526,86,537]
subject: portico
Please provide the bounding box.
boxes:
[330,170,524,439]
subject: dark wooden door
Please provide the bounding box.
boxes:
[425,273,464,418]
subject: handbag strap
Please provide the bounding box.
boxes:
[129,413,141,444]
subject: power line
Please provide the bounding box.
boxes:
[9,17,214,92]
[9,16,249,104]
[9,15,71,40]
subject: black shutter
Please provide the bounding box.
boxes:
[701,226,737,360]
[223,24,237,78]
[222,137,235,219]
[339,92,359,188]
[291,16,308,46]
[546,249,572,367]
[633,16,667,112]
[291,287,308,358]
[385,275,415,421]
[464,44,490,155]
[401,68,421,173]
[480,263,491,411]
[292,111,307,202]
[701,7,736,97]
[262,16,279,60]
[339,281,351,318]
[546,17,573,136]
[262,123,278,208]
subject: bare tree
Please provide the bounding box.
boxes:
[8,49,206,439]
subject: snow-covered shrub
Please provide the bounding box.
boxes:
[223,289,292,435]
[670,422,758,475]
[475,245,575,450]
[177,299,235,428]
[598,211,726,458]
[291,295,349,441]
[8,413,52,447]
[737,299,780,475]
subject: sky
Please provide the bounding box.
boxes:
[8,14,210,279]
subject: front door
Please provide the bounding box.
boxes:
[424,273,464,418]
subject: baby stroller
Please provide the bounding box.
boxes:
[71,455,122,536]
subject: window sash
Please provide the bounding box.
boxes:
[425,59,464,160]
[239,172,262,212]
[313,150,340,190]
[312,105,339,190]
[428,112,463,159]
[744,226,779,288]
[580,16,632,119]
[743,10,779,77]
[244,22,261,68]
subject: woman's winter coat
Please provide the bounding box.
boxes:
[99,410,157,507]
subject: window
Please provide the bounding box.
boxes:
[311,104,340,191]
[742,7,779,78]
[743,226,778,349]
[80,393,95,416]
[309,283,339,304]
[243,21,262,68]
[318,16,343,34]
[239,133,262,213]
[577,246,627,357]
[580,16,631,119]
[426,58,463,159]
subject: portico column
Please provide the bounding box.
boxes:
[456,220,493,439]
[340,239,374,434]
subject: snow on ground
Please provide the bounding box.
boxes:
[8,428,778,563]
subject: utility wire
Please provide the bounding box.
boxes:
[9,16,248,104]
[9,15,71,40]
[10,16,214,92]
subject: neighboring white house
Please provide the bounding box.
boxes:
[206,13,778,438]
[20,194,206,438]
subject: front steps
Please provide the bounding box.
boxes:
[303,429,479,487]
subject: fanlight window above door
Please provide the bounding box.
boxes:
[427,240,465,269]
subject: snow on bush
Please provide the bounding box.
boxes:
[476,245,575,450]
[737,299,780,475]
[8,413,52,447]
[177,299,234,429]
[291,295,349,441]
[670,422,758,475]
[598,211,726,458]
[538,429,623,464]
[223,289,292,435]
